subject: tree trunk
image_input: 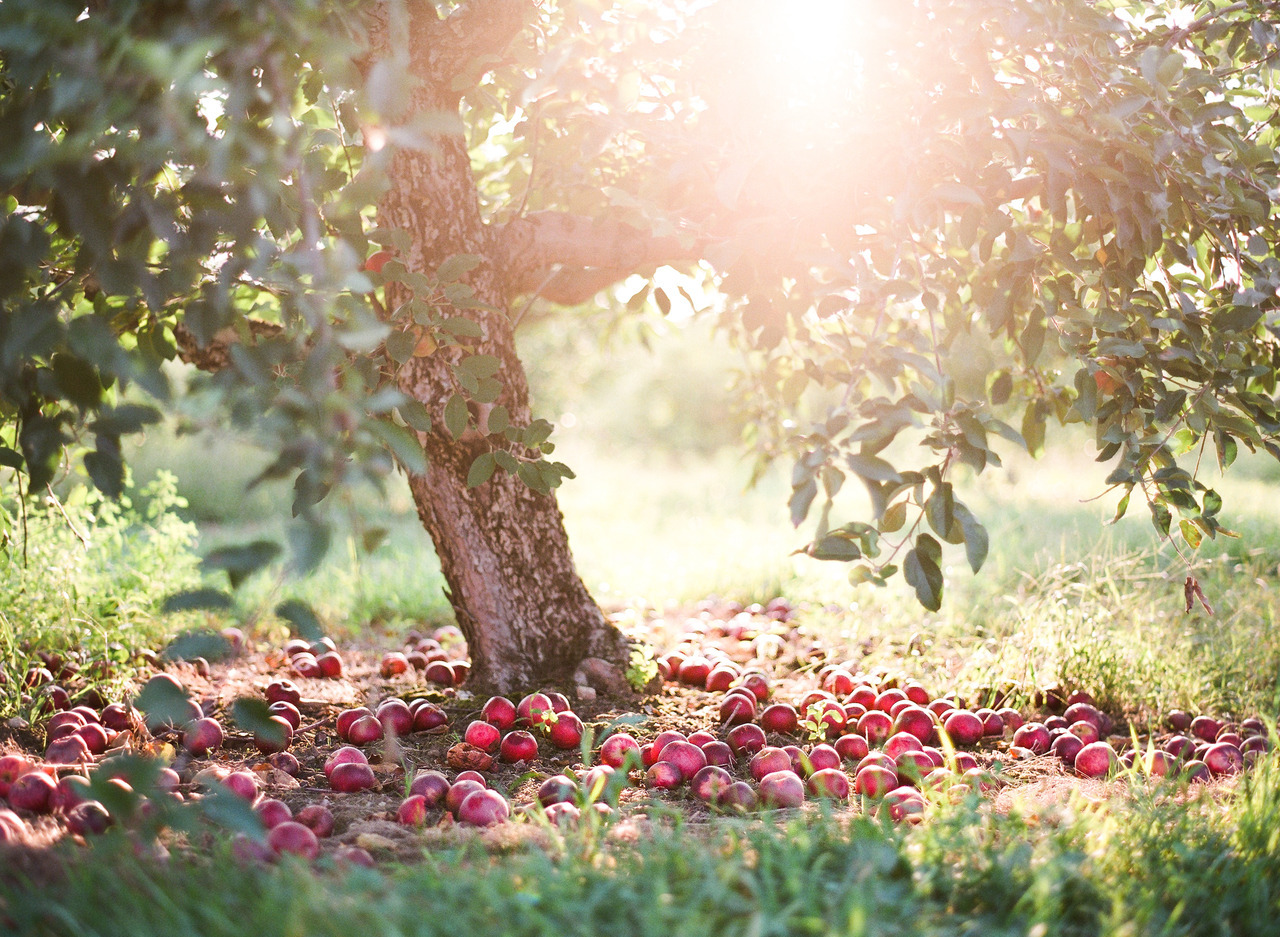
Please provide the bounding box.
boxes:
[370,8,628,695]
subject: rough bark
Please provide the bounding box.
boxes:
[368,1,630,694]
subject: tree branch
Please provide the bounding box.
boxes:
[412,0,531,89]
[172,320,283,372]
[493,211,706,303]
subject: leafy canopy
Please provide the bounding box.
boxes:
[1,0,1278,608]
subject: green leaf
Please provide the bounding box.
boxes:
[385,329,416,365]
[1107,490,1132,525]
[369,419,428,473]
[1149,501,1172,537]
[903,539,944,611]
[441,317,484,339]
[193,785,265,839]
[91,404,162,436]
[161,589,234,614]
[51,352,102,409]
[203,540,282,589]
[397,399,432,433]
[274,599,325,643]
[436,254,483,283]
[231,697,285,742]
[134,677,193,729]
[467,451,496,488]
[846,453,902,483]
[1179,518,1203,549]
[486,405,509,435]
[161,630,233,663]
[85,444,125,498]
[458,354,501,380]
[494,450,520,474]
[925,483,955,539]
[811,535,861,562]
[287,519,331,576]
[880,500,907,532]
[362,526,390,553]
[444,393,469,439]
[0,447,22,469]
[789,478,818,527]
[953,503,988,573]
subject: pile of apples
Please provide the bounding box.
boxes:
[379,627,469,686]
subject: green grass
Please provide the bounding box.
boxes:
[5,757,1280,936]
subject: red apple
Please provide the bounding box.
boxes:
[9,771,56,813]
[883,732,923,761]
[315,651,344,679]
[379,653,410,678]
[759,703,799,735]
[857,711,893,744]
[749,747,793,782]
[224,771,259,803]
[806,767,850,799]
[423,662,454,685]
[1190,715,1221,743]
[464,720,502,753]
[481,696,517,731]
[719,693,756,726]
[759,770,805,808]
[268,701,302,731]
[45,734,90,765]
[599,733,641,769]
[330,762,377,793]
[855,765,898,798]
[500,730,539,763]
[65,801,111,836]
[1012,723,1051,753]
[1204,742,1243,776]
[333,845,376,868]
[457,788,509,826]
[942,711,985,747]
[348,714,384,745]
[661,741,707,780]
[1074,741,1118,778]
[537,775,578,807]
[324,746,369,778]
[254,798,293,829]
[834,735,869,763]
[690,765,733,803]
[881,786,926,822]
[265,680,301,707]
[516,693,555,730]
[0,754,32,797]
[268,821,320,860]
[1051,733,1084,764]
[646,761,684,789]
[254,715,294,754]
[365,250,396,273]
[549,712,584,750]
[183,717,224,756]
[727,723,767,757]
[295,804,334,837]
[718,780,758,812]
[99,703,134,732]
[409,770,450,807]
[733,672,770,702]
[412,702,449,732]
[376,698,413,737]
[397,795,430,827]
[446,780,487,816]
[701,740,734,769]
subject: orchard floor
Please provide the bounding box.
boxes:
[0,597,1253,872]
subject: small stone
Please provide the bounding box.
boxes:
[576,685,597,702]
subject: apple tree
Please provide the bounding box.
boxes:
[0,0,1277,690]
